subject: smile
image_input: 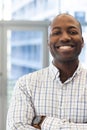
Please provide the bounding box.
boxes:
[59,46,73,49]
[55,45,75,51]
[55,44,75,48]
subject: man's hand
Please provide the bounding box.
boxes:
[32,116,46,129]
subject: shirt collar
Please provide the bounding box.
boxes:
[49,62,83,82]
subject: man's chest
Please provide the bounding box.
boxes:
[31,81,87,123]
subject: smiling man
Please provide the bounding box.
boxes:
[7,14,87,130]
[48,13,84,82]
[49,14,83,61]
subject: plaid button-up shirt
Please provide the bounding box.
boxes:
[7,63,87,130]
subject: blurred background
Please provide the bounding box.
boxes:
[0,0,87,129]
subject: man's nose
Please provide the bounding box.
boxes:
[59,32,71,42]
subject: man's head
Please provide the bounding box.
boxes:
[48,13,84,65]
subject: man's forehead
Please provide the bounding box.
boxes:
[50,14,80,30]
[48,13,82,34]
[51,14,79,25]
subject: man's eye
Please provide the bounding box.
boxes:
[69,31,78,35]
[52,31,61,36]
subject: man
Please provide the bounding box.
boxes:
[7,13,87,130]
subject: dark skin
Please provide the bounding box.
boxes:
[32,116,46,129]
[54,61,78,83]
[32,13,84,129]
[48,13,84,82]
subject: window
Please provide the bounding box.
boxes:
[0,1,87,130]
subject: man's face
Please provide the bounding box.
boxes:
[48,14,84,63]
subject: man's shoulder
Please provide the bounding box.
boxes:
[27,66,49,78]
[18,66,50,81]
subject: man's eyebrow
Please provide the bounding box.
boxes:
[52,26,79,31]
[68,26,79,30]
[52,27,61,30]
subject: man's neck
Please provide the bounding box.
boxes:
[53,60,79,83]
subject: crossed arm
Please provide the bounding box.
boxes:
[6,77,87,130]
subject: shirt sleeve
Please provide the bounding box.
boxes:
[41,117,87,130]
[6,75,39,130]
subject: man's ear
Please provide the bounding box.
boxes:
[82,37,84,47]
[47,42,50,50]
[47,38,50,47]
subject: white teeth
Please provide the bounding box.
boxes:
[59,46,72,49]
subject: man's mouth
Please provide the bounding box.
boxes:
[59,46,73,49]
[54,45,75,51]
[55,44,75,48]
